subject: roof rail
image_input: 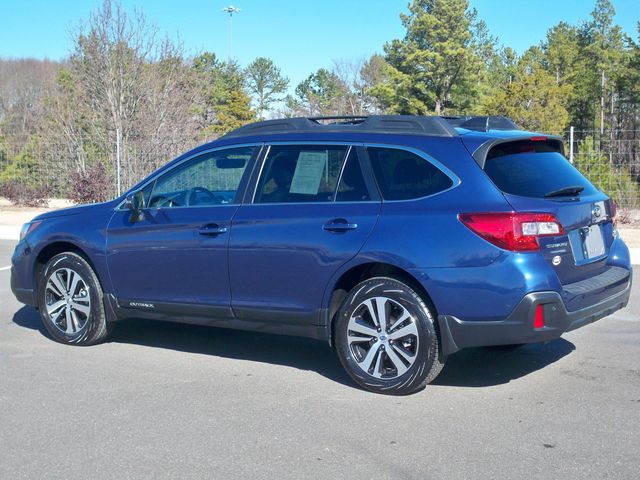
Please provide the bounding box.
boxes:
[308,116,368,125]
[221,115,459,139]
[442,115,519,132]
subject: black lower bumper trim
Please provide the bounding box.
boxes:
[437,279,632,356]
[10,266,36,306]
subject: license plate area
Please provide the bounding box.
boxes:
[570,224,606,264]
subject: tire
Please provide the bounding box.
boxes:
[37,252,112,345]
[334,277,445,395]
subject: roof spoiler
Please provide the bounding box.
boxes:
[471,135,565,169]
[442,116,520,132]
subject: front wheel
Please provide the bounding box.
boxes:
[335,277,445,395]
[37,252,112,345]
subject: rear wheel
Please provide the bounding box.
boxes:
[37,252,111,345]
[335,277,445,395]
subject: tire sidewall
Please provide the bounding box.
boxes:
[37,253,104,345]
[335,277,439,395]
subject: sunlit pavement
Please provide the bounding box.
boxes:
[1,240,638,479]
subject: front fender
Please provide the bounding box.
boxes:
[22,207,115,295]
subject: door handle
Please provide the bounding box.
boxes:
[198,224,229,236]
[323,219,358,232]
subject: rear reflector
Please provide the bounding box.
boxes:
[534,305,545,329]
[458,212,565,252]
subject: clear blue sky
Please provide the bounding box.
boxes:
[0,0,638,87]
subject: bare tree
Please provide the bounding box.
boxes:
[0,58,59,139]
[44,0,202,194]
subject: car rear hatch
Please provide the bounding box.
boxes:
[471,136,628,310]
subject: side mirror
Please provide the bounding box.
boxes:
[125,190,145,222]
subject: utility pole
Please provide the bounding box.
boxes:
[569,126,574,164]
[116,127,121,197]
[222,5,240,59]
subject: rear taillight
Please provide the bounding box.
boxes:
[458,212,565,252]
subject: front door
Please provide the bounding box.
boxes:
[229,144,381,329]
[106,145,257,319]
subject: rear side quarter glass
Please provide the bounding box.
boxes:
[367,147,453,201]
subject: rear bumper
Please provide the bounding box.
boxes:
[438,272,632,355]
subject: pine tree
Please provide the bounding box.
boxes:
[379,0,482,114]
[245,57,289,120]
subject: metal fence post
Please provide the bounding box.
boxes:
[569,126,574,164]
[116,128,121,197]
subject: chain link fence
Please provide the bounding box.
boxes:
[566,129,640,210]
[1,129,640,208]
[0,133,214,205]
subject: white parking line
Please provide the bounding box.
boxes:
[0,226,20,240]
[0,266,11,271]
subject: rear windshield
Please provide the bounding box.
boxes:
[484,142,598,198]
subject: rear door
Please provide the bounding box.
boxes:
[481,138,615,285]
[228,143,380,329]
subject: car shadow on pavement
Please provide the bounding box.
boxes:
[11,306,355,388]
[433,339,576,388]
[13,306,575,390]
[12,305,52,338]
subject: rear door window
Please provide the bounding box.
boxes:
[484,140,598,198]
[254,145,349,203]
[367,147,453,200]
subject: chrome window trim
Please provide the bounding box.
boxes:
[250,144,271,204]
[249,141,461,205]
[332,145,353,202]
[114,143,262,211]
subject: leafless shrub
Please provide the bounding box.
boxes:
[0,180,49,207]
[67,162,111,204]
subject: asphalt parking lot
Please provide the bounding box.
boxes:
[1,239,638,480]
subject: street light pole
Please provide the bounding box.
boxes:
[221,5,240,59]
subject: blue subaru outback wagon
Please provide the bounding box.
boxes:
[11,115,632,395]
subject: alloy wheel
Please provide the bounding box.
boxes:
[44,268,92,334]
[346,296,419,379]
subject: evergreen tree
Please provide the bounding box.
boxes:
[379,0,482,114]
[285,68,349,116]
[481,48,572,133]
[194,53,255,135]
[245,57,289,120]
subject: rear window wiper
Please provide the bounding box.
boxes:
[544,185,584,198]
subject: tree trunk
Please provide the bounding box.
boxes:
[434,98,442,115]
